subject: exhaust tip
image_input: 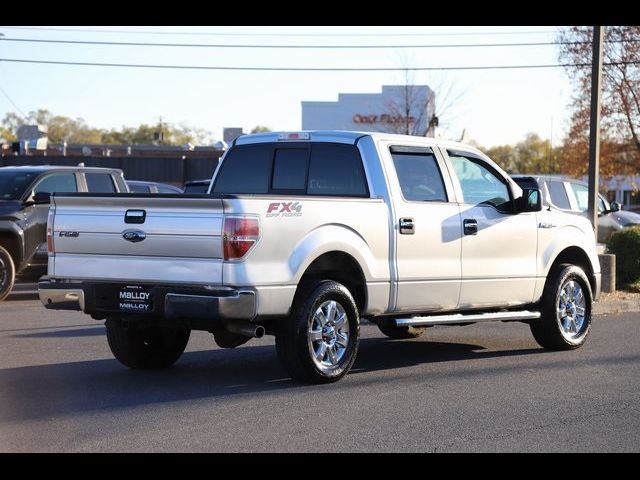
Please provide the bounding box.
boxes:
[254,325,265,338]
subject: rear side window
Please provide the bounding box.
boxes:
[213,142,368,197]
[390,150,447,202]
[213,144,272,194]
[308,144,368,196]
[86,173,116,193]
[34,173,78,194]
[548,181,571,209]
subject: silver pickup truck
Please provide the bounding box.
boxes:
[39,131,601,383]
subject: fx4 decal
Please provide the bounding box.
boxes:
[266,202,303,218]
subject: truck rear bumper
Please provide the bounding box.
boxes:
[38,278,256,323]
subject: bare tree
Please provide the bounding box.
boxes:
[381,66,465,138]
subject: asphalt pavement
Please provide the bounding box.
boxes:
[1,290,639,452]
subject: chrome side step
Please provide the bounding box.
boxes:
[395,310,541,327]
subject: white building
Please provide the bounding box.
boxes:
[302,85,436,137]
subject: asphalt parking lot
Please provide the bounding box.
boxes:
[1,286,639,452]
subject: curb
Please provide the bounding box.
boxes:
[594,300,640,315]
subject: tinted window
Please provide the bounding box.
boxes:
[86,173,116,193]
[272,149,307,191]
[0,171,38,200]
[213,144,272,194]
[34,174,78,194]
[308,144,368,196]
[184,183,209,194]
[548,181,571,209]
[391,151,447,202]
[129,183,150,193]
[449,154,510,212]
[157,185,181,194]
[570,183,589,212]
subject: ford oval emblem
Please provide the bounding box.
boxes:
[123,230,146,243]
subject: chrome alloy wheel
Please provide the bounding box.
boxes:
[308,300,350,369]
[0,256,7,288]
[557,279,587,340]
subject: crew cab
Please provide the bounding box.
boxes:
[38,132,601,383]
[0,165,127,300]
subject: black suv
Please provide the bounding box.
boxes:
[0,166,128,300]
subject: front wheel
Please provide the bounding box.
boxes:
[530,264,593,350]
[106,318,190,369]
[0,246,16,302]
[276,280,360,384]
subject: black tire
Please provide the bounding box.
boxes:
[377,319,426,339]
[105,318,190,369]
[530,264,593,350]
[275,280,359,384]
[0,245,16,302]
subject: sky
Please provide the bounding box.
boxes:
[0,25,576,148]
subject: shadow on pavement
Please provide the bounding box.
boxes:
[0,336,554,423]
[4,292,39,302]
[12,326,106,338]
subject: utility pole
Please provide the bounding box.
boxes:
[587,26,604,241]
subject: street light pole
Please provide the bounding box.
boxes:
[587,26,604,242]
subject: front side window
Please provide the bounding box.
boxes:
[34,173,78,195]
[129,183,150,193]
[0,171,38,200]
[86,173,116,193]
[548,181,571,209]
[390,149,447,202]
[449,153,510,212]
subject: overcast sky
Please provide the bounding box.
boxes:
[0,25,575,147]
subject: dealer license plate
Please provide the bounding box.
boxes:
[117,285,153,313]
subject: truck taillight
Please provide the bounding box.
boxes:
[223,216,260,261]
[47,209,55,255]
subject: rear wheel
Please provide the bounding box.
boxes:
[0,246,16,302]
[377,319,426,339]
[106,318,190,369]
[530,264,593,350]
[275,280,359,384]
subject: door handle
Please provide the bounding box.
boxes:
[463,218,478,235]
[399,217,415,235]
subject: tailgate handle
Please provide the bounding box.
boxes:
[125,209,146,224]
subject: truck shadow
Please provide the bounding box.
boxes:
[0,337,573,423]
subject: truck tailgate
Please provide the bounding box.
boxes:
[50,194,224,285]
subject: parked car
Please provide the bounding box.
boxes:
[39,131,600,383]
[127,180,183,194]
[183,179,210,194]
[0,165,127,301]
[513,175,640,244]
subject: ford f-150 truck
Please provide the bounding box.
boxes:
[38,131,601,383]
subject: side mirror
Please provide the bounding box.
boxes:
[33,191,51,205]
[516,188,542,213]
[610,201,621,212]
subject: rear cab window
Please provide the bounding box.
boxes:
[212,142,369,197]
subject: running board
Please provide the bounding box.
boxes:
[395,310,541,327]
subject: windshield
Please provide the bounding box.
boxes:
[0,171,38,200]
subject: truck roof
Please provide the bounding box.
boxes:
[234,130,482,153]
[0,165,123,175]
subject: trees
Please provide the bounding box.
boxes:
[0,110,211,146]
[485,133,563,175]
[558,26,640,177]
[250,125,272,134]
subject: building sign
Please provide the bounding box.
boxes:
[352,114,416,125]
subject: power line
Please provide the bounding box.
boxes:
[3,57,637,71]
[0,37,580,49]
[0,26,559,37]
